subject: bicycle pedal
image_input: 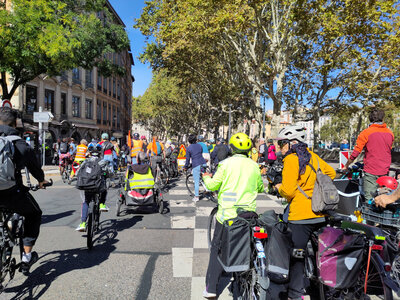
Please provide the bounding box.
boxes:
[292,248,305,259]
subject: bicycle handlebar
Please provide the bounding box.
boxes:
[29,179,53,191]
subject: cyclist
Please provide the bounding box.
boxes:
[59,137,70,175]
[75,144,110,232]
[184,134,206,202]
[0,108,50,275]
[201,132,264,298]
[264,138,277,165]
[198,135,210,168]
[146,136,164,177]
[111,137,120,170]
[130,133,144,165]
[210,138,230,167]
[343,109,394,199]
[99,133,114,165]
[70,139,88,179]
[273,125,335,300]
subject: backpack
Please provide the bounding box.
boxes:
[155,142,161,155]
[59,142,68,154]
[298,157,339,213]
[0,136,21,191]
[76,158,105,192]
[217,145,229,162]
[102,141,114,151]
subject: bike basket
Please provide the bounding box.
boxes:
[361,204,400,228]
[218,218,251,272]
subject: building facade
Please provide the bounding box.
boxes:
[5,1,133,155]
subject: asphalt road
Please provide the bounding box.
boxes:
[0,173,284,300]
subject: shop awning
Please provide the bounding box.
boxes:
[72,123,99,130]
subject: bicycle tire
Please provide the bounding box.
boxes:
[207,207,218,252]
[158,193,164,214]
[186,174,195,197]
[62,171,68,183]
[319,253,395,300]
[86,203,94,250]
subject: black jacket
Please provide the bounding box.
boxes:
[0,125,44,186]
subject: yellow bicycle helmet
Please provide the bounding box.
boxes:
[229,133,252,154]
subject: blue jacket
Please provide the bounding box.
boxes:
[198,142,209,154]
[184,143,206,169]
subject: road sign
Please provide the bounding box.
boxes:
[178,144,186,159]
[339,151,350,169]
[33,111,54,123]
[0,100,12,108]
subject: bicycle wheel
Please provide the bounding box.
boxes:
[160,169,168,187]
[62,170,68,183]
[186,174,206,197]
[207,207,218,251]
[86,203,94,250]
[319,253,395,300]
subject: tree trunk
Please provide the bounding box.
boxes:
[313,109,321,151]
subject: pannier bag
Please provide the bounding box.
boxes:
[318,226,365,289]
[333,179,361,215]
[218,217,251,272]
[259,210,292,283]
[0,136,21,191]
[298,157,339,213]
[76,158,104,192]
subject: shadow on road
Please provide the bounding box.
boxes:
[41,210,75,225]
[5,216,144,299]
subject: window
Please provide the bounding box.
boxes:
[108,78,112,96]
[117,81,121,100]
[103,77,108,94]
[44,89,54,113]
[103,102,107,125]
[113,78,116,98]
[25,85,37,115]
[97,73,102,90]
[72,68,80,83]
[117,108,120,128]
[61,93,67,116]
[86,69,93,88]
[108,104,111,125]
[97,100,101,124]
[72,96,80,117]
[85,98,93,119]
[113,105,116,127]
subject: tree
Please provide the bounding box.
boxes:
[0,0,129,100]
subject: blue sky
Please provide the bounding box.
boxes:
[108,0,152,98]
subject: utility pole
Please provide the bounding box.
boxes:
[262,96,266,138]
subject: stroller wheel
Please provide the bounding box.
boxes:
[158,199,164,214]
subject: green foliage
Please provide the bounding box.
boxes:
[0,0,129,99]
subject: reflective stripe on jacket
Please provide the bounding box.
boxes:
[75,144,87,160]
[203,154,264,224]
[131,140,143,157]
[128,168,155,190]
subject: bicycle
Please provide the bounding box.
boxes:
[61,156,73,184]
[301,212,400,300]
[0,180,53,291]
[185,165,211,198]
[155,160,168,189]
[86,192,101,250]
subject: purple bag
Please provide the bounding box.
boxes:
[318,227,365,289]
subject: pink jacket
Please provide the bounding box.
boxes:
[267,145,277,160]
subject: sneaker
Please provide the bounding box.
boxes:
[192,196,200,203]
[20,251,39,276]
[75,222,86,232]
[99,203,109,212]
[202,289,217,299]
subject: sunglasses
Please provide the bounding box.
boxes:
[277,140,289,148]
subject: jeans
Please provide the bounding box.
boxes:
[131,157,137,165]
[103,154,113,164]
[80,190,107,222]
[192,165,201,197]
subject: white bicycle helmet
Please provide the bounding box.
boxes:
[277,125,306,143]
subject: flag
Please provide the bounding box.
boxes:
[127,130,132,149]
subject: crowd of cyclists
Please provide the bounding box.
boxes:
[1,104,400,299]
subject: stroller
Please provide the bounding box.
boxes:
[116,164,165,216]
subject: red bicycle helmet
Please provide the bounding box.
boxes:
[376,176,398,190]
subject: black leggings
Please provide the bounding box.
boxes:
[0,187,42,247]
[205,221,225,294]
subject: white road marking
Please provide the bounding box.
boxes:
[191,277,231,300]
[168,189,190,195]
[193,229,208,249]
[171,215,195,229]
[169,200,195,208]
[172,248,193,277]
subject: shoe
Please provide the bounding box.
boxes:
[75,222,86,232]
[202,289,217,299]
[99,203,109,212]
[20,251,39,276]
[192,196,200,203]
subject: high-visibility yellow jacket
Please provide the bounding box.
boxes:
[203,154,264,224]
[127,167,155,190]
[131,140,143,157]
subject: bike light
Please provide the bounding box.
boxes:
[254,232,268,239]
[384,263,392,272]
[253,226,261,231]
[371,244,383,251]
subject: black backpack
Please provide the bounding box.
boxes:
[76,158,104,191]
[59,142,68,154]
[217,145,230,162]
